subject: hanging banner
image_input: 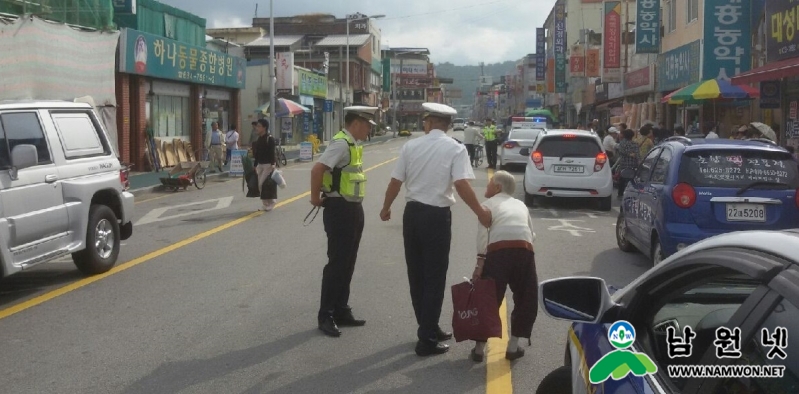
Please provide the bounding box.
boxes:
[275,52,294,93]
[536,28,546,81]
[603,1,622,83]
[547,58,556,93]
[570,56,585,74]
[586,48,601,77]
[702,0,751,80]
[554,1,567,93]
[766,0,799,62]
[635,0,661,53]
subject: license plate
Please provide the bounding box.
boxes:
[553,165,584,173]
[726,203,766,222]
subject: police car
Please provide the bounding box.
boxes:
[536,230,799,394]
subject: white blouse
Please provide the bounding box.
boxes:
[477,193,536,255]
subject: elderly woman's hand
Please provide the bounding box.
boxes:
[472,258,484,281]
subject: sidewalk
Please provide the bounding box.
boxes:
[128,133,403,196]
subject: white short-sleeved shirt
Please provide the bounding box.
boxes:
[318,129,359,197]
[391,129,475,207]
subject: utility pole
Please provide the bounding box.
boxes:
[269,0,275,144]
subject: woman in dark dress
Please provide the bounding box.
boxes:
[253,119,277,211]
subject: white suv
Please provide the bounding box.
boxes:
[522,129,612,211]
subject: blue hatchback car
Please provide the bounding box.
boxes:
[616,137,799,265]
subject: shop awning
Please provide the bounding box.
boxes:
[731,57,799,85]
[594,98,623,111]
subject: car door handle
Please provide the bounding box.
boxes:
[45,174,58,183]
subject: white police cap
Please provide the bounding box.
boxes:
[422,102,457,120]
[344,106,379,125]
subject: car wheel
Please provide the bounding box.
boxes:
[524,192,537,207]
[598,195,612,211]
[73,204,121,275]
[616,214,635,252]
[651,236,665,266]
[536,366,571,394]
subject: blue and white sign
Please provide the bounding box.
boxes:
[299,142,313,162]
[635,0,660,53]
[536,28,546,81]
[554,1,567,93]
[657,40,701,92]
[228,149,247,177]
[702,0,751,80]
[608,320,636,349]
[323,100,333,113]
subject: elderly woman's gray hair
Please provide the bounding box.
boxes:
[492,170,516,195]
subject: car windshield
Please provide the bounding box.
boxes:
[454,118,465,123]
[510,129,543,141]
[678,149,799,188]
[537,136,600,158]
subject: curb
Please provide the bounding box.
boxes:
[128,136,403,197]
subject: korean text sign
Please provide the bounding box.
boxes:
[766,0,799,62]
[536,28,546,81]
[702,0,751,80]
[635,0,660,53]
[298,69,328,98]
[119,29,245,89]
[604,2,621,70]
[554,1,567,93]
[657,40,701,92]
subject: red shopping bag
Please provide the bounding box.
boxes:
[451,278,502,342]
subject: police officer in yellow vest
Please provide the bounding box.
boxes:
[483,119,499,169]
[310,105,377,337]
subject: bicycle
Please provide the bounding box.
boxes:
[275,144,287,167]
[473,142,485,167]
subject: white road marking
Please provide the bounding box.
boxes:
[135,196,235,226]
[549,209,559,217]
[541,219,595,236]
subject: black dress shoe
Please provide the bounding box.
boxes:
[435,327,453,341]
[415,340,449,357]
[470,349,484,362]
[318,317,341,337]
[505,348,525,361]
[334,312,366,327]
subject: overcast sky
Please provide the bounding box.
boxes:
[158,0,556,65]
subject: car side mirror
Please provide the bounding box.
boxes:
[519,148,530,156]
[619,167,636,180]
[10,144,38,180]
[539,276,615,324]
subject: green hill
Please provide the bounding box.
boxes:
[436,61,519,107]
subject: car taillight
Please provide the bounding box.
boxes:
[504,141,518,149]
[562,134,576,139]
[594,152,608,172]
[120,163,131,191]
[795,188,799,208]
[531,151,544,170]
[672,183,696,208]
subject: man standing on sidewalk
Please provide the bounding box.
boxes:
[483,119,498,169]
[310,106,378,337]
[380,103,492,357]
[206,122,225,172]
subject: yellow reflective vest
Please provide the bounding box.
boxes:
[322,131,366,202]
[483,125,497,141]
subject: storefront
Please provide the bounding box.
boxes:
[623,64,657,130]
[657,40,701,131]
[297,68,328,144]
[116,28,246,170]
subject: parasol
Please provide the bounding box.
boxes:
[661,78,759,105]
[750,122,777,141]
[255,98,311,117]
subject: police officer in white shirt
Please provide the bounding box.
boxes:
[380,102,492,357]
[470,170,538,362]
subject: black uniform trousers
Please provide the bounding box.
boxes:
[403,201,452,342]
[485,140,498,167]
[319,197,365,321]
[465,144,476,164]
[482,248,538,338]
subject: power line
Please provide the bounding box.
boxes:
[381,0,511,20]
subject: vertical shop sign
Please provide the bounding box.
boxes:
[554,1,567,93]
[635,0,660,53]
[536,28,546,81]
[586,48,601,77]
[603,2,622,82]
[547,58,556,93]
[570,56,585,74]
[702,0,751,80]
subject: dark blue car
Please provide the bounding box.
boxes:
[536,230,799,394]
[616,137,799,265]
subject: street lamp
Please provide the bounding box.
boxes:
[346,13,385,107]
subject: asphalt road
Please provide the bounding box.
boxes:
[0,130,651,394]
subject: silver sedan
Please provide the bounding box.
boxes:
[499,128,544,169]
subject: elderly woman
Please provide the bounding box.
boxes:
[615,129,639,197]
[470,170,538,362]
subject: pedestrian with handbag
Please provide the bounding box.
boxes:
[469,170,538,362]
[309,106,378,337]
[380,102,492,357]
[252,119,277,211]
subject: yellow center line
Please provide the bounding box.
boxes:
[0,157,398,321]
[485,167,513,394]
